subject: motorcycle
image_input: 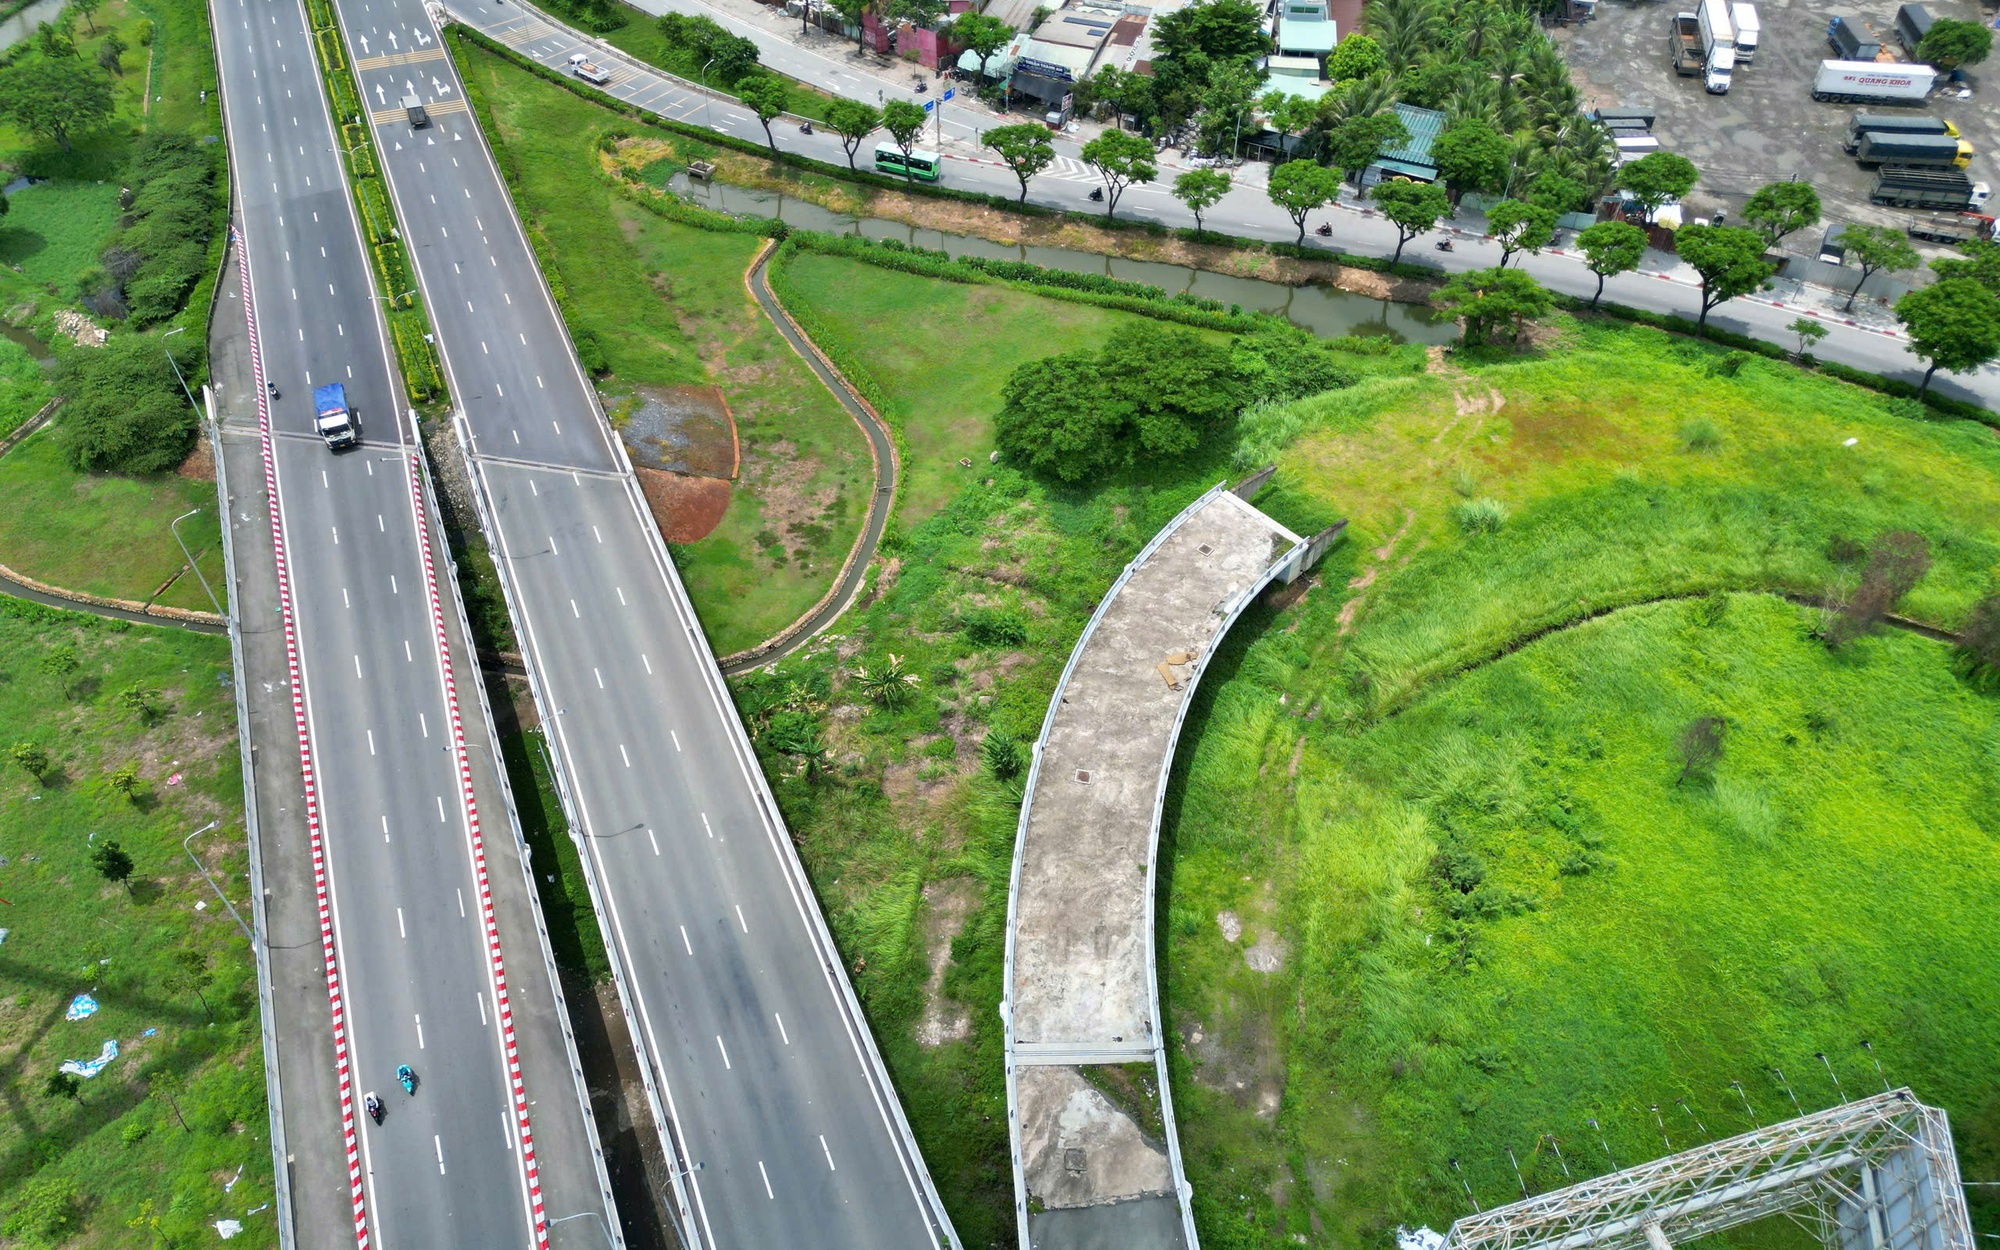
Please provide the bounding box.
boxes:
[913,78,927,94]
[266,381,280,401]
[364,1093,384,1125]
[1434,239,1455,252]
[397,1064,418,1096]
[1088,187,1104,202]
[1315,223,1333,237]
[799,121,814,135]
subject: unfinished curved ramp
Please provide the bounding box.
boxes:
[1004,481,1327,1250]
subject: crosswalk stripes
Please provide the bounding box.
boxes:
[353,46,447,70]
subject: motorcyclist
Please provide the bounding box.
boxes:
[1088,187,1104,202]
[1316,222,1333,236]
[1435,238,1455,252]
[364,1092,384,1123]
[397,1064,417,1094]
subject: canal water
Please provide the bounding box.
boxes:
[667,174,1456,345]
[0,0,70,53]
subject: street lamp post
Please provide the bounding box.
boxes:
[700,56,718,130]
[183,821,254,941]
[161,325,200,411]
[171,509,225,616]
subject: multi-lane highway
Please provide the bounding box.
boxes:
[328,1,958,1246]
[209,0,618,1244]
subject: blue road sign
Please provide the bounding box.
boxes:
[923,99,935,112]
[942,87,955,101]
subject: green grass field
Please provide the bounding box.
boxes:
[0,338,56,442]
[456,44,869,655]
[1160,321,2000,1247]
[0,600,274,1248]
[0,427,226,612]
[0,181,124,305]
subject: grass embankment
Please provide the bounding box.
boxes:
[0,336,55,442]
[0,601,274,1248]
[594,8,845,124]
[456,42,868,655]
[1159,322,2000,1247]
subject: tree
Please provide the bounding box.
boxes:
[53,335,199,473]
[1485,198,1556,268]
[761,711,830,782]
[1742,181,1820,249]
[1917,17,1991,70]
[1575,220,1646,307]
[163,949,215,1021]
[90,838,134,887]
[0,57,115,152]
[852,653,919,709]
[44,1071,81,1101]
[147,1067,191,1131]
[1197,62,1263,157]
[1827,531,1932,647]
[41,644,79,698]
[825,99,880,171]
[735,75,788,155]
[1370,178,1449,264]
[1259,91,1319,157]
[880,99,929,182]
[1153,0,1267,68]
[1326,32,1385,81]
[1673,224,1772,329]
[827,0,870,53]
[1836,223,1919,312]
[74,0,101,32]
[1326,110,1408,184]
[995,351,1124,482]
[1895,277,2000,395]
[985,124,1055,206]
[1954,593,2000,688]
[1930,237,2000,291]
[1787,316,1830,360]
[97,30,127,74]
[11,741,51,783]
[1172,167,1232,233]
[1675,716,1726,786]
[1079,130,1157,220]
[1267,158,1343,245]
[1615,151,1698,222]
[1430,119,1510,203]
[1431,266,1553,346]
[1526,172,1588,215]
[950,11,1012,79]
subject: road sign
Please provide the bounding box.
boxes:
[942,88,955,101]
[923,99,935,112]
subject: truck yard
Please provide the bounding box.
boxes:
[1559,0,1999,247]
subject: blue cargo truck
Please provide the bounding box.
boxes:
[313,383,359,450]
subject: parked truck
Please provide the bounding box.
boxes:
[1697,0,1736,92]
[1908,211,1995,244]
[1845,112,1956,150]
[1894,2,1933,52]
[1853,130,1972,168]
[1672,12,1706,76]
[1812,60,1937,103]
[1870,167,1992,211]
[313,384,359,450]
[1731,2,1760,61]
[1827,15,1881,61]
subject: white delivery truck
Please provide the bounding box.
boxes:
[1811,60,1938,104]
[1696,0,1736,93]
[1731,2,1760,61]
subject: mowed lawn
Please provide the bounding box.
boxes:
[0,603,274,1248]
[456,42,868,655]
[0,182,123,306]
[0,429,226,612]
[1161,322,2000,1247]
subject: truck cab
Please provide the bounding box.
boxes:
[402,93,429,128]
[313,383,360,451]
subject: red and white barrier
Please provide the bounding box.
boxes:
[235,226,374,1250]
[398,426,551,1249]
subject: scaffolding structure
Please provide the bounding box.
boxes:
[1441,1090,1973,1250]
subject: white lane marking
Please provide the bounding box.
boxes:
[434,1135,445,1174]
[436,795,447,822]
[383,815,391,844]
[570,599,580,618]
[648,827,660,856]
[342,587,351,608]
[592,525,602,543]
[529,479,538,496]
[377,513,385,531]
[397,907,406,938]
[322,470,329,488]
[701,812,713,839]
[367,730,376,756]
[332,526,339,545]
[415,1014,425,1049]
[641,654,652,674]
[354,654,363,678]
[419,712,428,738]
[457,888,466,917]
[404,639,413,662]
[716,1036,731,1070]
[758,1161,774,1200]
[680,925,692,955]
[594,668,604,688]
[819,1135,836,1171]
[735,905,747,933]
[619,744,631,767]
[775,1012,789,1045]
[550,534,559,555]
[478,993,487,1025]
[390,574,398,594]
[615,586,626,606]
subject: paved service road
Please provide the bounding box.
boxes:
[334,2,958,1247]
[210,0,617,1245]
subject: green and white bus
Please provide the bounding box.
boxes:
[873,143,942,182]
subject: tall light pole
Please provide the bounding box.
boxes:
[183,821,253,941]
[161,325,199,411]
[171,509,224,616]
[700,56,718,130]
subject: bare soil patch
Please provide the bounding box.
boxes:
[914,877,978,1048]
[634,467,733,543]
[621,383,739,479]
[175,435,215,482]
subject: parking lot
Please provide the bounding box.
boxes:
[1558,0,1999,256]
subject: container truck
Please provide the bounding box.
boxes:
[1894,3,1933,52]
[1827,16,1880,61]
[1731,2,1760,61]
[1844,112,1955,150]
[1870,167,1991,211]
[1907,211,1994,244]
[1672,13,1705,76]
[401,92,429,128]
[1852,130,1972,168]
[313,384,359,450]
[1697,0,1736,92]
[1812,60,1936,103]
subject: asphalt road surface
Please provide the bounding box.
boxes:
[210,0,614,1244]
[334,1,957,1246]
[464,0,2000,413]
